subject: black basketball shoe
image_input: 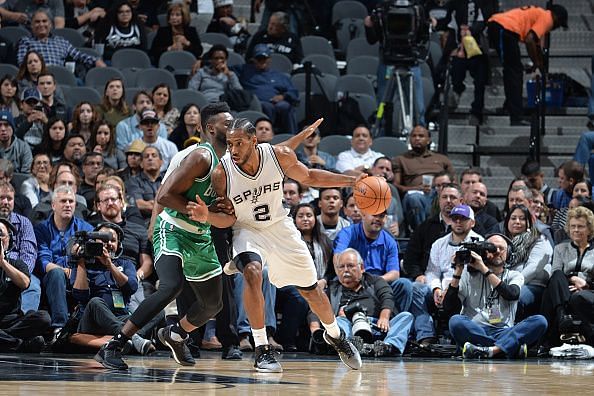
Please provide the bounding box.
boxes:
[323,330,362,370]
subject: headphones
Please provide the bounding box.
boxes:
[95,222,124,259]
[0,217,15,253]
[485,232,514,265]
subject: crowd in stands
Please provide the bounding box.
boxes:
[0,0,593,362]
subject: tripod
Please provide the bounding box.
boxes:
[373,65,416,138]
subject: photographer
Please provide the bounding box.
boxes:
[0,218,50,353]
[71,223,156,355]
[444,234,547,359]
[312,248,413,357]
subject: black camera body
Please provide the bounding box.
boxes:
[70,231,113,270]
[453,239,497,268]
[372,0,430,66]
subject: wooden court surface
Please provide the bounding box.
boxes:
[0,351,592,395]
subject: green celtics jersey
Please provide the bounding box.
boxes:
[159,142,218,235]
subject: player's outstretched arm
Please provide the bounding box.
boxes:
[274,118,323,150]
[275,145,366,188]
[156,148,212,213]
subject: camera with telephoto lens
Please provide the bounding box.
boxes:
[452,239,497,269]
[343,302,373,343]
[69,231,114,270]
[371,0,430,66]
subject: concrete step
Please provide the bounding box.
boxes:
[447,124,587,136]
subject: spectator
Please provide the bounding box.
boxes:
[64,0,106,46]
[116,91,167,151]
[232,44,299,134]
[12,0,66,28]
[68,101,99,144]
[530,189,547,224]
[31,164,89,223]
[96,78,131,128]
[79,152,104,209]
[125,146,163,223]
[16,50,47,94]
[150,1,202,62]
[117,140,145,183]
[427,170,454,217]
[152,84,179,135]
[34,185,94,336]
[14,88,46,148]
[128,0,158,31]
[253,0,301,36]
[343,193,362,224]
[336,125,384,176]
[444,234,548,358]
[245,11,303,64]
[282,178,302,209]
[317,187,350,242]
[550,160,585,210]
[129,109,178,171]
[94,0,147,62]
[315,248,413,357]
[403,183,462,281]
[393,126,454,230]
[63,133,87,165]
[334,211,413,313]
[488,5,568,125]
[35,117,67,164]
[0,181,39,313]
[458,169,502,219]
[463,182,499,236]
[0,218,50,353]
[551,180,592,243]
[521,160,557,205]
[411,204,483,345]
[254,117,274,143]
[21,153,52,207]
[188,44,242,104]
[207,0,251,53]
[295,128,336,171]
[504,204,553,321]
[89,120,126,171]
[541,207,594,348]
[169,104,201,151]
[37,73,68,121]
[370,156,404,237]
[17,10,106,68]
[0,110,33,173]
[0,159,32,217]
[70,222,156,355]
[0,76,20,118]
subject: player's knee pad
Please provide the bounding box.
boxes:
[233,252,263,274]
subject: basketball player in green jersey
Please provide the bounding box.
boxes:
[95,101,323,370]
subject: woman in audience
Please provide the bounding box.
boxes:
[168,103,201,151]
[0,75,20,118]
[89,120,126,170]
[552,180,592,243]
[68,101,99,143]
[149,2,202,62]
[152,83,179,135]
[188,44,242,103]
[20,153,52,207]
[16,50,47,92]
[96,78,130,127]
[504,204,553,321]
[541,206,594,348]
[34,117,68,164]
[94,0,147,62]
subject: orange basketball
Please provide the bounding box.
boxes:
[353,176,392,215]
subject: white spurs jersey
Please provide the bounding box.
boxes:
[220,143,288,229]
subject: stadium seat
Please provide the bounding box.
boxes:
[120,67,144,87]
[301,36,335,59]
[136,68,177,90]
[227,51,245,67]
[53,28,86,47]
[335,18,365,53]
[0,26,30,46]
[270,133,293,144]
[349,93,377,124]
[318,135,352,156]
[111,48,152,69]
[47,65,77,86]
[331,0,368,24]
[64,86,101,108]
[236,110,267,124]
[335,75,376,98]
[125,87,143,106]
[85,67,125,89]
[159,51,197,76]
[171,89,208,109]
[0,63,18,77]
[200,32,232,48]
[371,137,408,158]
[346,37,379,61]
[302,54,339,77]
[291,73,337,97]
[76,47,100,58]
[269,53,293,74]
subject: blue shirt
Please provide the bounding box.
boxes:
[333,223,400,275]
[17,35,96,67]
[116,115,168,151]
[551,188,573,210]
[231,63,298,104]
[8,212,37,274]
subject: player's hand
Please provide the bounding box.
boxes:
[298,118,324,139]
[187,194,209,223]
[209,196,235,215]
[354,172,369,186]
[377,317,390,333]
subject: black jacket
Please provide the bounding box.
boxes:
[403,214,449,279]
[150,25,203,63]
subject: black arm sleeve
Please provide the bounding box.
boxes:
[495,282,521,301]
[443,285,462,316]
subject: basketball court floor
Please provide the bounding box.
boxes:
[0,351,591,394]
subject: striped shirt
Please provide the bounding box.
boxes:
[17,35,97,67]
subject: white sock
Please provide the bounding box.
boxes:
[321,319,341,339]
[251,327,268,347]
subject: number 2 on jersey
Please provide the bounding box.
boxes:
[253,204,271,221]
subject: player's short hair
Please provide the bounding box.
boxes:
[201,102,231,132]
[229,118,256,136]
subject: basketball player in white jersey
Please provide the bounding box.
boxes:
[205,118,364,372]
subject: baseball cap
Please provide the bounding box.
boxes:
[450,204,475,221]
[126,140,146,154]
[550,5,568,29]
[213,0,233,7]
[253,44,271,59]
[22,88,42,102]
[0,109,14,130]
[139,109,159,124]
